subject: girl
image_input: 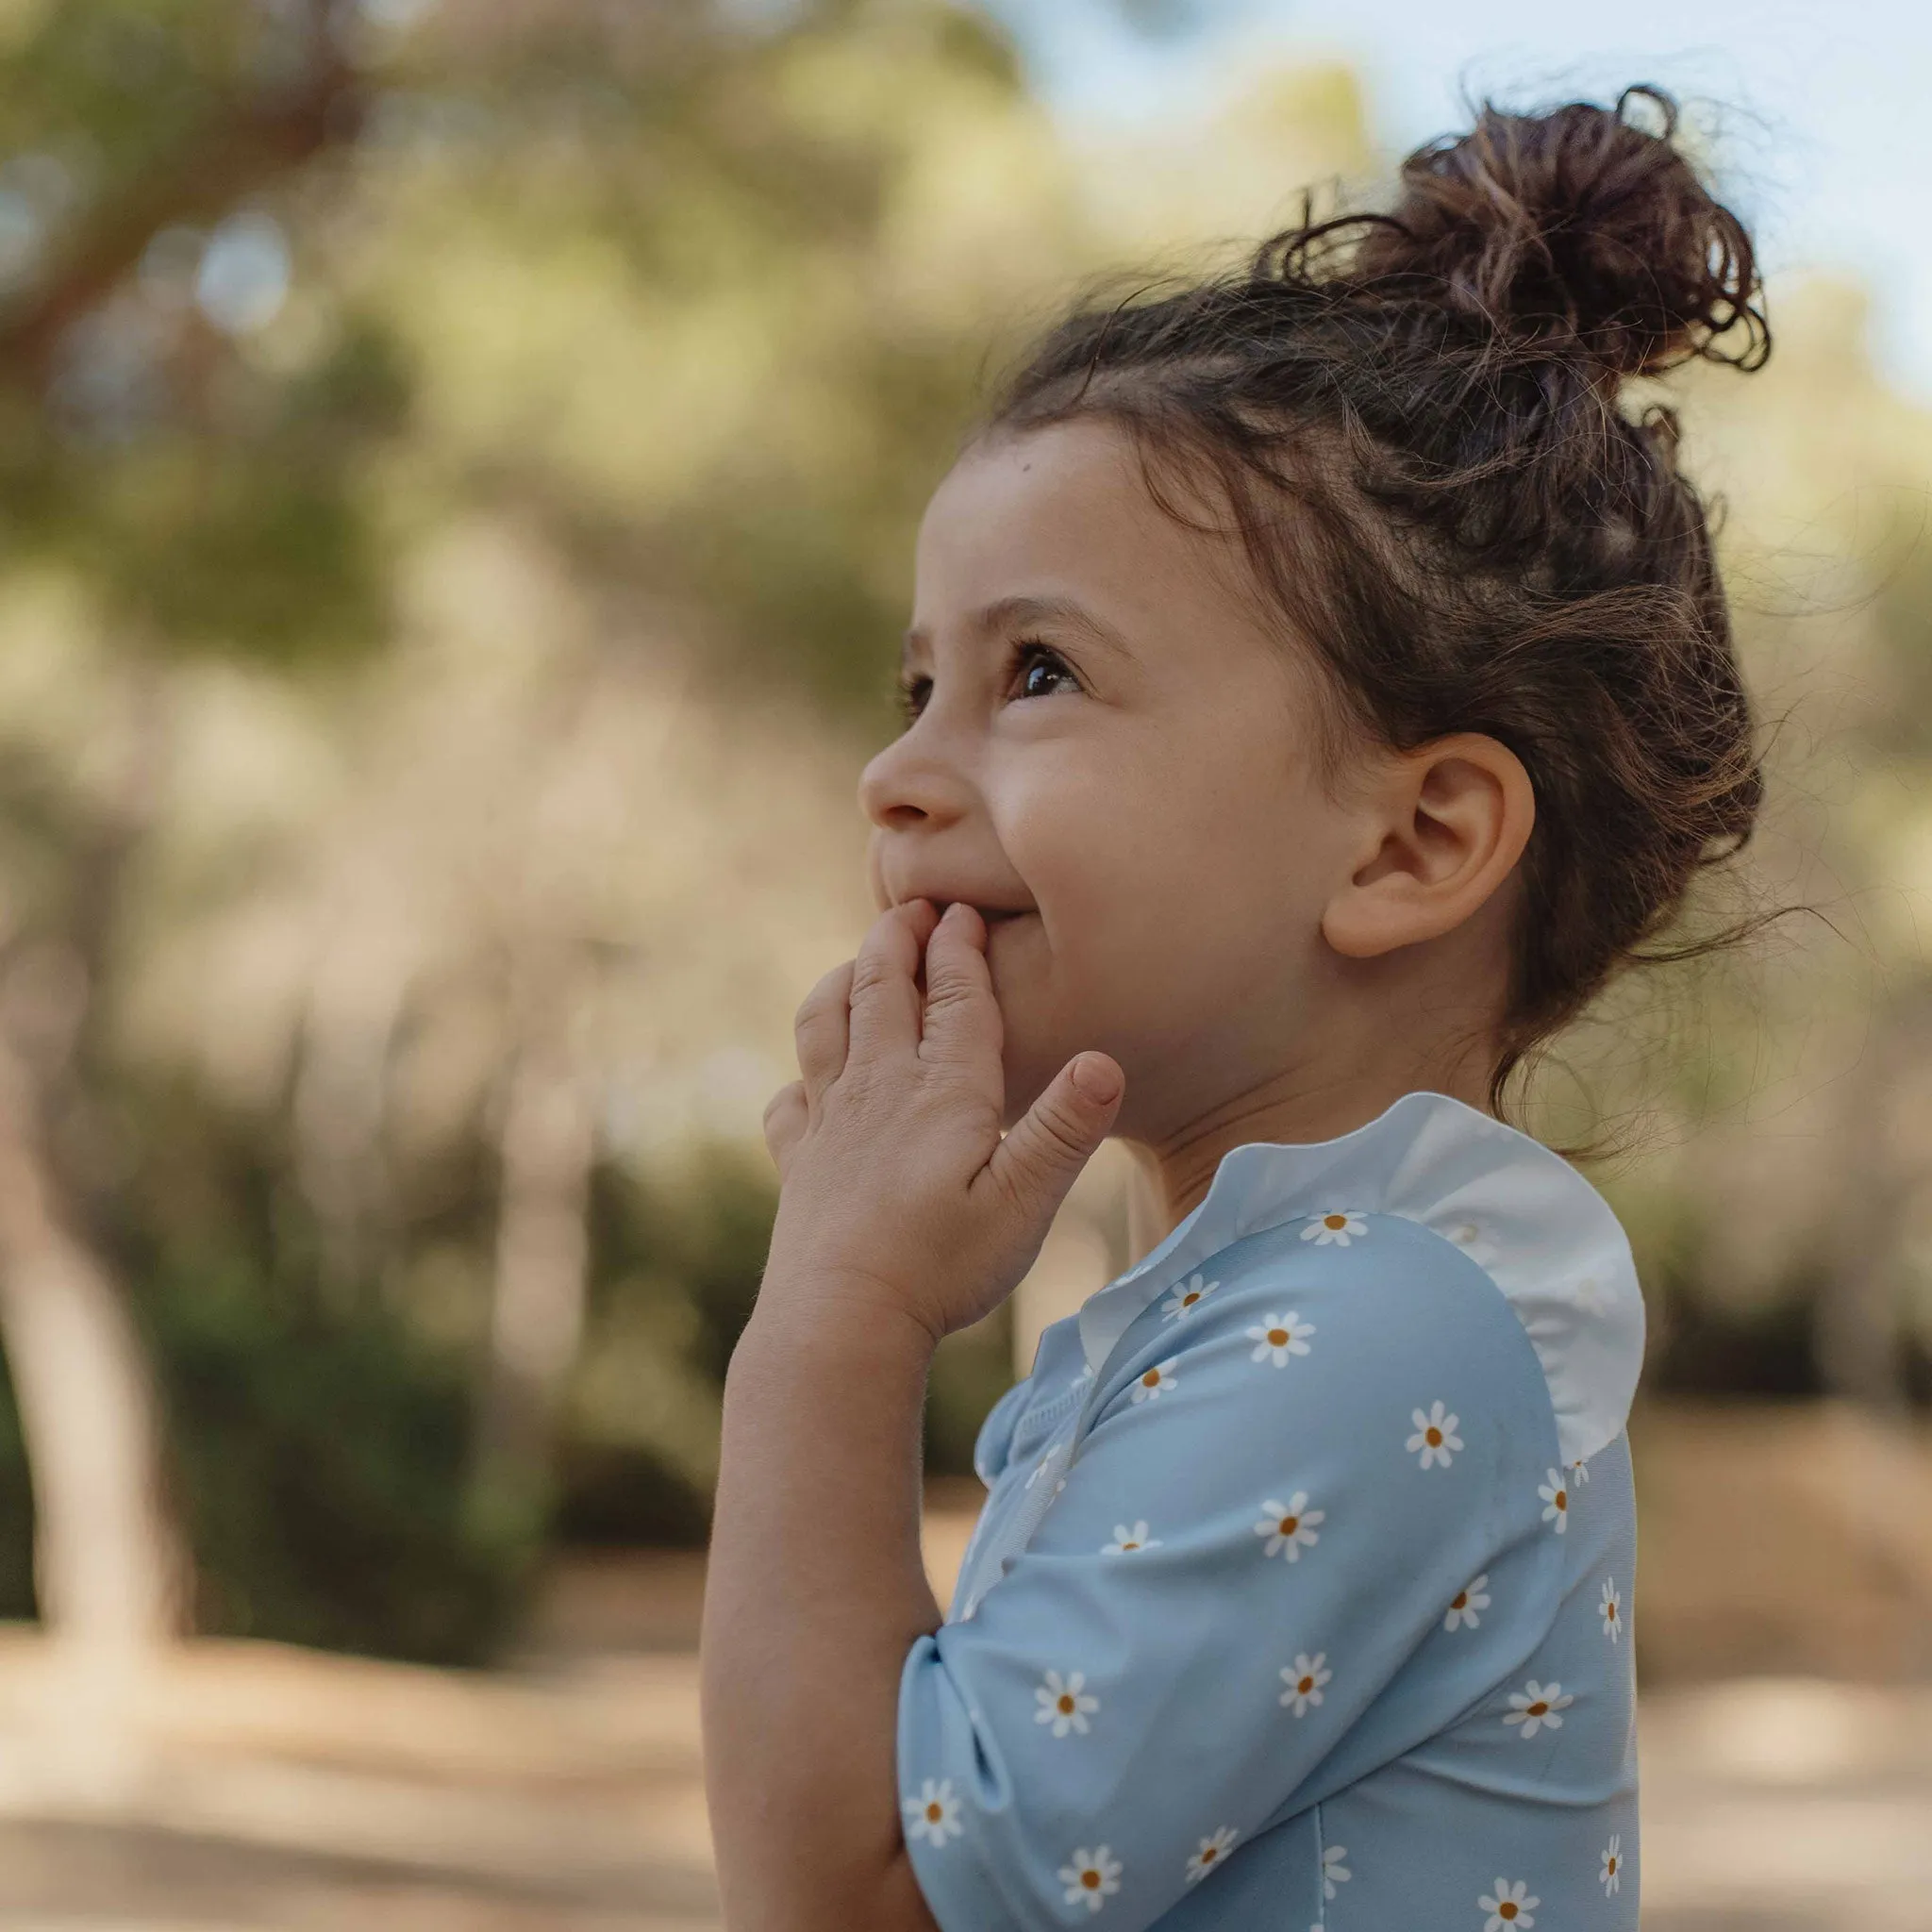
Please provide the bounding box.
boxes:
[700,86,1767,1931]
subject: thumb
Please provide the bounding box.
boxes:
[982,1052,1124,1230]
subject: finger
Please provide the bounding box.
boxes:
[919,901,1001,1076]
[793,960,854,1109]
[762,1080,808,1183]
[846,899,940,1062]
[979,1052,1124,1233]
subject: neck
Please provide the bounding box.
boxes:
[1120,1030,1499,1254]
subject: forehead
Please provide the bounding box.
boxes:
[911,417,1260,640]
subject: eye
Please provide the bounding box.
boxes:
[1008,640,1082,702]
[893,641,1081,724]
[894,670,931,724]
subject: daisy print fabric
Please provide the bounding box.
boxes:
[896,1091,1645,1930]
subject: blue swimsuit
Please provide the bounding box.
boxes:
[898,1090,1644,1929]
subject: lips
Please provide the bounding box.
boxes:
[904,897,1035,924]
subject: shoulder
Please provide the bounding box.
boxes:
[1074,1092,1645,1466]
[1104,1209,1553,1426]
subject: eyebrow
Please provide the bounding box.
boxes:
[900,592,1137,672]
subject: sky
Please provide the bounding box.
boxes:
[982,0,1932,406]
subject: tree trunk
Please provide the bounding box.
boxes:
[0,1034,188,1648]
[470,1024,596,1542]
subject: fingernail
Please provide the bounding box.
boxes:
[1072,1055,1122,1104]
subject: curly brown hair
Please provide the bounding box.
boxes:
[983,85,1774,1119]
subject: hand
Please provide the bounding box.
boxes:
[758,898,1124,1344]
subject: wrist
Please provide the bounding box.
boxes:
[738,1264,944,1368]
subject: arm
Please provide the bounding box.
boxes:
[701,1292,944,1932]
[698,897,1124,1931]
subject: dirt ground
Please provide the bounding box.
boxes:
[0,1401,1928,1931]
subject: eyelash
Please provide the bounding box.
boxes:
[894,640,1081,724]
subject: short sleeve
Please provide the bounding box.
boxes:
[896,1214,1566,1930]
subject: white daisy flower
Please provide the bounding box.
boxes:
[1503,1680,1574,1740]
[1321,1842,1350,1899]
[1254,1492,1324,1560]
[902,1777,964,1846]
[1600,1576,1623,1641]
[1160,1274,1220,1321]
[1571,1456,1591,1485]
[1103,1521,1160,1555]
[1058,1845,1122,1912]
[1479,1878,1539,1930]
[1033,1669,1099,1738]
[1278,1652,1331,1717]
[1538,1468,1569,1533]
[1129,1358,1178,1405]
[1599,1834,1624,1895]
[1406,1401,1464,1470]
[1183,1824,1239,1884]
[1443,1574,1491,1632]
[1301,1210,1367,1246]
[1246,1312,1315,1366]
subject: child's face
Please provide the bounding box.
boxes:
[861,415,1373,1141]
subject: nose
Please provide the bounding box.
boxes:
[858,715,975,837]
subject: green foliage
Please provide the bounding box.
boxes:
[0,1063,1008,1659]
[0,0,408,662]
[150,1256,521,1663]
[4,0,1928,1670]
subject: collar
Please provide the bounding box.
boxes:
[1076,1089,1645,1466]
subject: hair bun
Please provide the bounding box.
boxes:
[1355,86,1767,378]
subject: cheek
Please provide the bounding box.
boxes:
[998,745,1334,1032]
[1023,761,1307,958]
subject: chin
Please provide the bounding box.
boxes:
[998,1031,1128,1137]
[997,1044,1061,1132]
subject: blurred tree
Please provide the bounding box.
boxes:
[0,0,393,1650]
[4,0,1930,1674]
[0,0,1086,1654]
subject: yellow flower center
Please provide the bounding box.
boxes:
[1279,1515,1298,1535]
[1557,1491,1567,1510]
[1122,1540,1139,1550]
[1058,1694,1074,1713]
[1607,1857,1618,1873]
[925,1803,941,1821]
[1267,1328,1288,1345]
[1202,1846,1218,1862]
[1426,1427,1442,1446]
[1298,1675,1314,1693]
[1082,1870,1101,1890]
[1324,1213,1347,1229]
[1500,1906,1518,1922]
[1528,1701,1548,1717]
[1452,1591,1467,1609]
[1183,1291,1200,1306]
[1141,1369,1160,1387]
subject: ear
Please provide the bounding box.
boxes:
[1320,733,1535,959]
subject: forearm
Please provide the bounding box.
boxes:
[700,1285,947,1932]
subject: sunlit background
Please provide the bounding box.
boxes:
[0,2,1927,1926]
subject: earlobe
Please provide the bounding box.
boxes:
[1320,735,1534,959]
